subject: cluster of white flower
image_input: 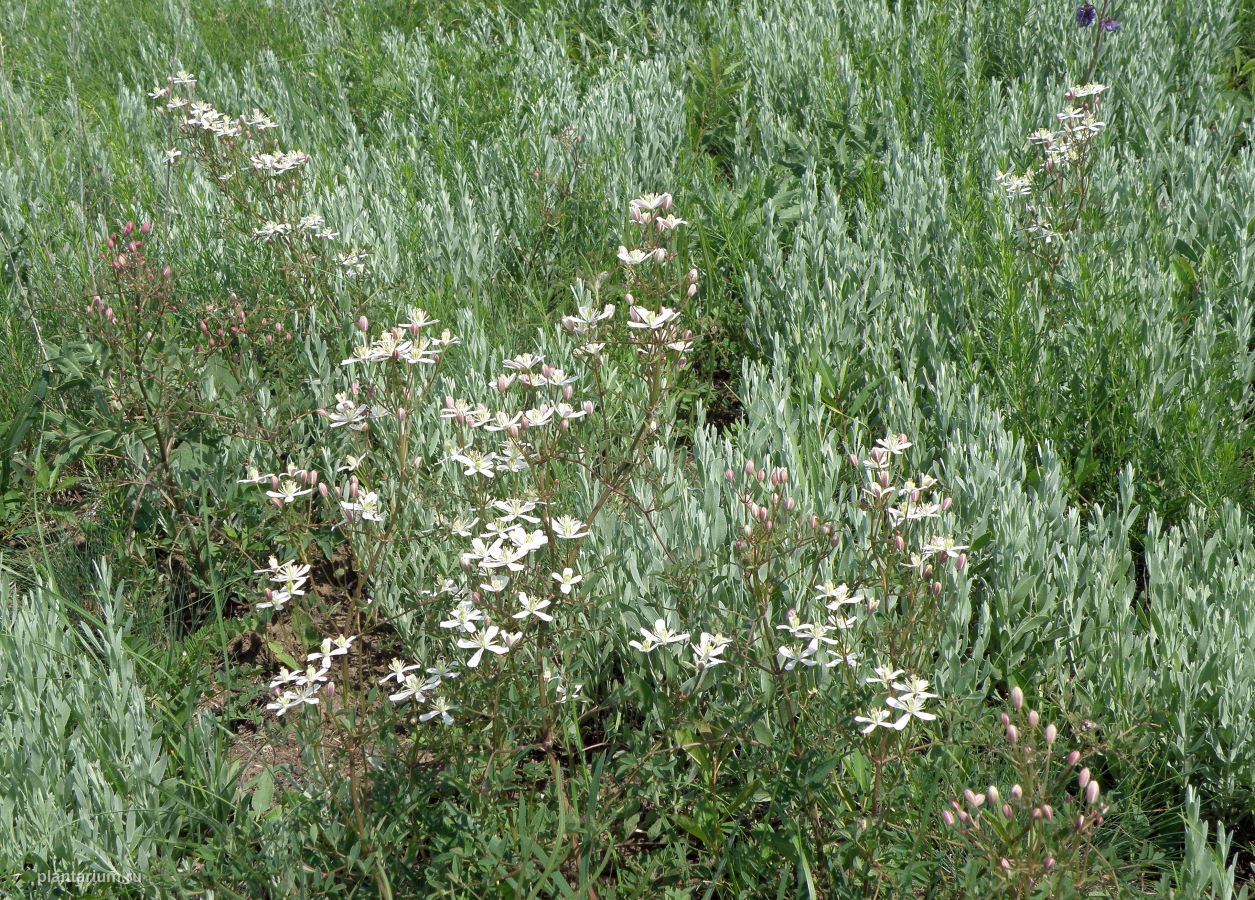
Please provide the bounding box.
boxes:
[253,556,312,612]
[381,659,459,724]
[628,619,733,671]
[854,667,939,733]
[250,150,311,175]
[773,580,870,671]
[266,634,356,715]
[994,84,1109,243]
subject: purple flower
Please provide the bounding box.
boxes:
[1076,3,1097,26]
[1100,16,1120,32]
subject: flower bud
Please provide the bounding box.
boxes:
[686,283,697,297]
[1011,783,1023,800]
[687,268,698,282]
[563,384,574,401]
[358,315,368,331]
[1077,768,1090,789]
[1067,750,1080,766]
[744,460,755,476]
[1027,710,1039,728]
[784,496,796,511]
[941,810,955,826]
[893,533,905,552]
[1085,781,1100,805]
[1002,803,1014,820]
[582,400,595,416]
[1000,712,1010,727]
[999,858,1010,872]
[1042,804,1055,820]
[318,483,329,497]
[122,221,134,237]
[986,786,1000,806]
[955,552,967,572]
[942,497,953,511]
[1006,724,1019,744]
[1045,724,1057,744]
[1010,686,1024,710]
[140,222,152,235]
[1043,857,1056,871]
[725,468,736,481]
[757,468,766,482]
[931,581,942,596]
[848,453,859,467]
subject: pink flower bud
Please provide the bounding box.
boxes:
[893,533,905,552]
[1010,686,1024,710]
[964,789,982,809]
[848,453,859,467]
[1000,712,1010,727]
[1067,750,1080,766]
[582,400,595,416]
[162,265,172,278]
[987,786,1000,806]
[270,497,283,509]
[318,483,329,497]
[999,858,1011,872]
[1045,724,1057,744]
[334,486,342,498]
[1043,857,1056,871]
[931,581,942,596]
[1042,804,1055,820]
[104,307,114,319]
[744,460,756,476]
[1006,724,1019,744]
[1011,783,1022,800]
[270,475,280,491]
[686,283,697,297]
[725,468,736,481]
[1027,710,1040,728]
[942,497,953,511]
[941,810,955,826]
[563,384,574,401]
[308,470,319,485]
[756,468,766,482]
[1002,803,1014,819]
[324,682,335,698]
[1077,768,1090,788]
[955,552,967,571]
[122,221,134,237]
[1085,781,1100,805]
[140,222,152,235]
[358,315,368,331]
[784,497,796,511]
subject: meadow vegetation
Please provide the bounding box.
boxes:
[2,0,1255,896]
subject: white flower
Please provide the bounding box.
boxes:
[875,433,913,455]
[886,693,937,728]
[630,192,672,212]
[627,306,680,330]
[389,674,431,704]
[777,642,819,671]
[690,632,732,669]
[333,451,363,474]
[267,685,321,715]
[328,393,371,429]
[617,246,654,265]
[458,625,509,668]
[479,574,510,593]
[922,536,968,559]
[512,592,553,622]
[552,515,589,539]
[815,581,864,609]
[162,147,182,165]
[147,86,170,99]
[341,491,385,523]
[865,666,906,688]
[307,634,356,668]
[654,214,687,231]
[453,449,497,478]
[493,498,541,523]
[420,696,456,725]
[503,352,544,370]
[380,658,421,686]
[630,618,689,653]
[237,465,272,485]
[891,677,939,702]
[552,568,582,594]
[169,69,197,85]
[440,600,485,632]
[267,478,312,504]
[253,221,292,242]
[854,708,895,734]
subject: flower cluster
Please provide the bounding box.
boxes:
[941,688,1111,894]
[994,83,1110,248]
[854,667,939,732]
[266,634,356,715]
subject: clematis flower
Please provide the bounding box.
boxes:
[457,625,510,668]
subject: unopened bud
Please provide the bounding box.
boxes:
[1043,857,1056,871]
[1000,712,1010,727]
[686,283,697,297]
[893,534,905,552]
[582,400,595,416]
[318,483,329,497]
[955,552,967,572]
[1002,803,1014,820]
[1027,710,1040,728]
[941,810,955,826]
[1006,725,1019,744]
[942,497,953,511]
[1010,686,1024,710]
[784,496,796,511]
[1067,750,1080,766]
[358,315,368,331]
[1077,768,1091,789]
[1045,724,1057,744]
[931,580,942,595]
[725,468,736,481]
[1011,784,1023,800]
[1085,781,1100,805]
